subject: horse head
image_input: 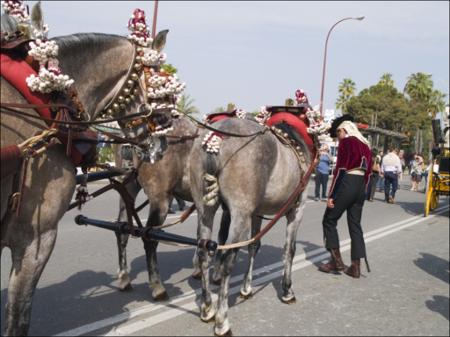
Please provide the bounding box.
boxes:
[115,29,184,163]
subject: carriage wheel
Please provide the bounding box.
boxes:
[424,169,434,217]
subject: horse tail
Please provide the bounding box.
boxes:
[202,153,220,206]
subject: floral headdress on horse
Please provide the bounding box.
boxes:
[127,8,185,118]
[1,0,74,93]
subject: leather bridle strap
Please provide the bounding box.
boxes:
[0,102,153,126]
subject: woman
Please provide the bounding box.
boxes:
[410,155,424,191]
[318,115,372,278]
[314,144,332,201]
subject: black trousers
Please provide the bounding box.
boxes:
[322,174,367,260]
[366,172,379,200]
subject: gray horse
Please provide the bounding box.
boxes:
[1,11,171,336]
[113,113,237,297]
[189,117,315,336]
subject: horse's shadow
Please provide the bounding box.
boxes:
[414,252,449,321]
[1,248,198,336]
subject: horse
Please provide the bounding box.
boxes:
[112,115,199,298]
[189,116,316,336]
[1,8,173,335]
[113,112,240,297]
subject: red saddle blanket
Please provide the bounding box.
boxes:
[205,110,238,124]
[1,52,92,166]
[266,112,315,153]
[205,108,315,154]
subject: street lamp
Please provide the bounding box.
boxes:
[319,16,365,117]
[151,0,159,39]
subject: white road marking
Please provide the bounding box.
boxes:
[54,205,449,336]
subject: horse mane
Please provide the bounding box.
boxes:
[0,14,18,35]
[53,33,127,52]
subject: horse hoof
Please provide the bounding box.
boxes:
[118,282,132,292]
[211,278,222,286]
[191,271,202,280]
[281,295,296,304]
[214,329,232,336]
[214,320,232,336]
[152,288,169,301]
[239,288,253,299]
[200,302,217,322]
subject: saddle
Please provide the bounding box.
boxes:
[265,106,315,153]
[205,110,239,124]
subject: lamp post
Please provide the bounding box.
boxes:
[319,16,364,117]
[151,0,159,39]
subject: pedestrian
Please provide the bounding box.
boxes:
[318,115,372,278]
[376,150,385,191]
[314,144,332,201]
[380,147,402,203]
[410,155,424,191]
[366,148,381,201]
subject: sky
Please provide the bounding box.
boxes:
[14,1,450,115]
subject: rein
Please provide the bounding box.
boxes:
[180,110,269,138]
[0,102,155,126]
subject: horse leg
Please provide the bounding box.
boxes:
[192,206,230,282]
[211,207,230,284]
[3,150,75,336]
[4,228,57,336]
[281,198,305,304]
[214,211,251,336]
[115,177,141,291]
[240,215,262,298]
[197,204,219,322]
[142,196,173,301]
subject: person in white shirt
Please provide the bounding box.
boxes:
[380,147,402,203]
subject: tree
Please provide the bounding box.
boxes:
[336,78,356,113]
[176,94,200,115]
[346,83,410,133]
[403,72,447,152]
[378,73,395,87]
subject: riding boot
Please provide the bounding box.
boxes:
[318,248,347,273]
[344,259,361,278]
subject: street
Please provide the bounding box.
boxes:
[1,176,449,336]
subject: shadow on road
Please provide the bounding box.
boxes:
[426,295,449,322]
[414,252,450,321]
[414,252,449,285]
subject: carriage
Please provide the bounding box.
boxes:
[424,113,450,217]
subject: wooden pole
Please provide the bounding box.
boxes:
[152,0,159,39]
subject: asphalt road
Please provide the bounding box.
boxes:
[1,176,449,336]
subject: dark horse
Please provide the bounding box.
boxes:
[1,8,173,335]
[189,117,315,335]
[113,115,199,298]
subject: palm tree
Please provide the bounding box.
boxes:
[177,94,200,115]
[404,72,434,102]
[379,73,395,87]
[404,72,446,117]
[336,78,356,113]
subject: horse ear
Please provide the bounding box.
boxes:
[152,29,169,51]
[30,1,44,32]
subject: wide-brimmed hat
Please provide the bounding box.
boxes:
[329,114,354,138]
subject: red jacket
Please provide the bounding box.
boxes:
[329,136,372,199]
